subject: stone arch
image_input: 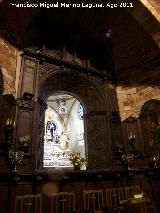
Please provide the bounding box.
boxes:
[37,69,110,170]
[140,99,160,116]
[39,69,106,113]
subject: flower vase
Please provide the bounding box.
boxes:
[9,150,24,172]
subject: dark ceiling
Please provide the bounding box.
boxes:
[0,0,160,83]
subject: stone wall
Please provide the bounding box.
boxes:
[116,84,160,121]
[0,36,17,95]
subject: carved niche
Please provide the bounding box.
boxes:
[38,65,111,170]
[16,51,116,171]
[19,57,39,99]
[122,116,141,156]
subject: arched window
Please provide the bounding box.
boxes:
[43,93,86,169]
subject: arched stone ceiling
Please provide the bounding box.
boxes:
[116,0,160,47]
[0,0,160,83]
[140,0,160,22]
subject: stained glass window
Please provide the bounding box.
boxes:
[78,104,84,119]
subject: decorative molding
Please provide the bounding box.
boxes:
[25,59,36,67]
[17,99,36,110]
[23,48,111,81]
[36,102,46,170]
[39,63,61,81]
[84,111,107,118]
[87,115,108,169]
[123,116,137,123]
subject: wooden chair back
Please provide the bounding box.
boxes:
[105,187,124,207]
[50,191,75,213]
[83,189,104,212]
[15,194,42,213]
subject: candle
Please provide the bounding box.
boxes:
[6,118,15,127]
[6,118,10,126]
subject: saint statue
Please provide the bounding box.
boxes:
[60,132,69,152]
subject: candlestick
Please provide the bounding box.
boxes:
[5,118,15,144]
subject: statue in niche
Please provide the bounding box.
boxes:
[60,132,70,154]
[128,131,136,149]
[123,116,139,155]
[47,120,56,138]
[128,130,139,155]
[46,119,60,143]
